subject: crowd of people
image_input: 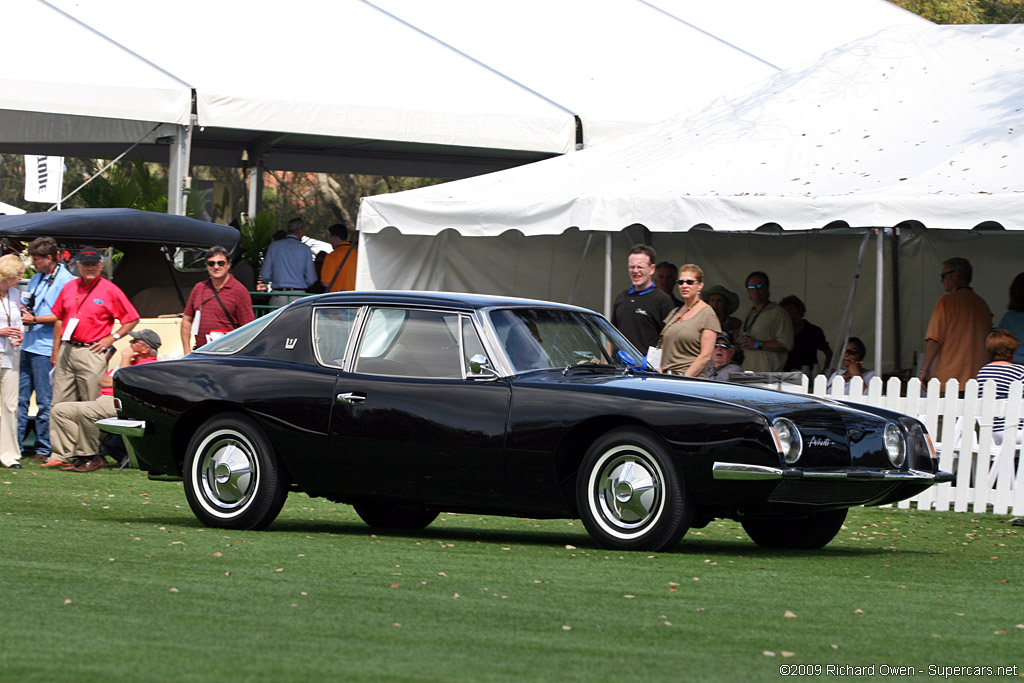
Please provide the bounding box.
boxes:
[2,216,362,471]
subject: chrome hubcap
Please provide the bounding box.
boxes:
[596,450,662,530]
[199,435,255,509]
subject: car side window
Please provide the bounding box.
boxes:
[461,315,489,372]
[355,308,464,379]
[313,307,359,367]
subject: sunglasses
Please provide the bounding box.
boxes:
[844,348,859,355]
[939,270,956,281]
[746,283,766,290]
[206,260,228,267]
[676,279,699,286]
[714,343,731,349]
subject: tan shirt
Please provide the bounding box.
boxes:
[660,305,720,376]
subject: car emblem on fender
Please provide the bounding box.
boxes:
[808,436,833,447]
[285,338,297,349]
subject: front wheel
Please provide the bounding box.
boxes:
[741,508,848,549]
[184,413,289,530]
[576,427,693,551]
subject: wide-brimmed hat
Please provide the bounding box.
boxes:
[702,285,739,316]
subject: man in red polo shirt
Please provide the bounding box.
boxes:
[43,247,139,467]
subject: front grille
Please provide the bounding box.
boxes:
[768,480,899,506]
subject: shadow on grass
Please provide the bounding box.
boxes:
[102,512,914,558]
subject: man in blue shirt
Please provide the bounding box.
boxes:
[19,237,75,460]
[260,217,316,308]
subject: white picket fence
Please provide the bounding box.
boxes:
[789,375,1023,516]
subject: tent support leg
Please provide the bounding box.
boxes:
[875,228,884,376]
[604,232,613,319]
[166,122,193,216]
[247,159,264,217]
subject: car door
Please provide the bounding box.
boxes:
[329,307,511,506]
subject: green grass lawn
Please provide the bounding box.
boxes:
[1,465,1020,682]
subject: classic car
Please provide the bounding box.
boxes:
[99,291,951,552]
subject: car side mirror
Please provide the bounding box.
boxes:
[468,353,499,381]
[616,349,648,371]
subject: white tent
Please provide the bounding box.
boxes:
[4,0,925,190]
[357,24,1024,374]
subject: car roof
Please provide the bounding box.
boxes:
[0,208,239,251]
[295,290,598,314]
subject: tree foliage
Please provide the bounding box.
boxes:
[889,0,1024,23]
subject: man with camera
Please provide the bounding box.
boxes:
[18,237,75,462]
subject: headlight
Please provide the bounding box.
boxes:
[884,423,906,468]
[772,417,803,465]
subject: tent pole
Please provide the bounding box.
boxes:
[166,122,191,216]
[247,158,264,217]
[875,228,884,375]
[604,232,613,318]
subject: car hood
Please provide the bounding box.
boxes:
[520,369,842,418]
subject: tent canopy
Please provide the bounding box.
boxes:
[355,24,1024,375]
[4,0,925,178]
[358,24,1024,236]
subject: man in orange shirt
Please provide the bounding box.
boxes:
[920,257,993,386]
[319,223,358,292]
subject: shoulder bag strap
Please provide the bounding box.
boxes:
[326,243,355,292]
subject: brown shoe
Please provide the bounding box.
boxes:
[71,456,107,473]
[60,457,87,471]
[31,453,49,462]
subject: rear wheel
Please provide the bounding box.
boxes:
[184,414,288,530]
[354,503,438,530]
[576,427,693,551]
[741,508,848,549]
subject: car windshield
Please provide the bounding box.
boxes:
[194,307,285,355]
[489,308,637,372]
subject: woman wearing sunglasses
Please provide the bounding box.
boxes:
[180,246,255,353]
[827,336,876,395]
[658,264,721,377]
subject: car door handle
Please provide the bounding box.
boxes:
[336,392,366,404]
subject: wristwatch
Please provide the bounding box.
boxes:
[112,332,122,341]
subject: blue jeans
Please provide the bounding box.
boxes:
[19,350,53,455]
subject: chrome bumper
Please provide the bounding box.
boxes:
[96,418,146,470]
[712,462,954,483]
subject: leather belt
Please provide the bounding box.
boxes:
[67,341,97,348]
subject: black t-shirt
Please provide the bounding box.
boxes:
[785,322,829,371]
[611,285,675,351]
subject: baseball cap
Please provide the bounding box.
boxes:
[129,329,162,350]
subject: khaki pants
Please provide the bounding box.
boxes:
[52,344,106,405]
[50,395,115,464]
[0,361,20,467]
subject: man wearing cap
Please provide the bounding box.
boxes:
[44,247,139,467]
[48,328,160,472]
[702,284,742,339]
[705,330,744,381]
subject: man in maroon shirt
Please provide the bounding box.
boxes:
[180,246,255,353]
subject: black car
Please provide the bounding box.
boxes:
[100,292,950,551]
